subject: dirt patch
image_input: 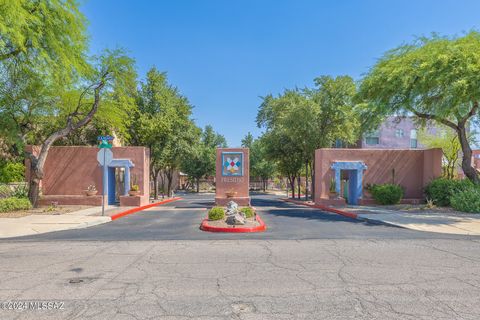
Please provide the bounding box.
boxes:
[0,205,92,218]
[206,217,261,228]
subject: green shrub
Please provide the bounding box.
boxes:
[11,184,28,198]
[208,207,225,220]
[0,162,25,183]
[0,184,12,199]
[424,178,473,207]
[240,207,255,218]
[370,184,403,205]
[0,197,32,213]
[450,187,480,213]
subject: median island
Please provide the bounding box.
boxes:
[200,201,266,233]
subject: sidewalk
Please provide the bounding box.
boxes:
[284,198,480,236]
[0,206,121,239]
[348,206,480,236]
[0,198,181,239]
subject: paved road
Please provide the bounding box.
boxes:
[1,239,480,319]
[7,193,476,241]
[2,193,480,319]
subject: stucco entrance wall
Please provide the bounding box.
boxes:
[314,148,442,205]
[215,148,250,206]
[25,146,150,206]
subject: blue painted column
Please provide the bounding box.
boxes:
[124,167,131,195]
[356,170,363,203]
[335,168,341,195]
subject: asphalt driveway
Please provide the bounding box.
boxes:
[6,193,476,241]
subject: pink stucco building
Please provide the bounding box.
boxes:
[26,146,150,207]
[361,116,436,149]
[314,148,443,206]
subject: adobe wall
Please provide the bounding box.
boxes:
[25,146,150,206]
[215,148,250,206]
[314,148,442,205]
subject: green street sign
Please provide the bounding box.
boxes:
[98,139,112,149]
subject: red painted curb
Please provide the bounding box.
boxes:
[200,214,267,233]
[111,197,182,220]
[283,198,358,219]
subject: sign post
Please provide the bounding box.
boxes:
[97,136,113,216]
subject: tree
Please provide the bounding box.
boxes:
[257,76,359,199]
[418,126,464,179]
[181,125,227,192]
[0,0,137,206]
[242,133,276,191]
[26,50,135,206]
[357,32,480,184]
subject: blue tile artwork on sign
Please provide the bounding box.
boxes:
[222,152,243,177]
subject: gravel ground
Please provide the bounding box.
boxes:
[0,205,92,219]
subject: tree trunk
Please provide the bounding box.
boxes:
[196,177,200,193]
[458,124,479,184]
[27,176,41,208]
[166,168,174,197]
[297,175,301,199]
[153,169,160,200]
[289,176,295,198]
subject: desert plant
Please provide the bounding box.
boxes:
[329,177,336,193]
[208,207,225,220]
[240,207,255,218]
[0,185,12,199]
[130,184,140,191]
[369,184,403,205]
[86,184,97,192]
[0,197,32,213]
[450,187,480,213]
[0,162,25,183]
[425,198,436,209]
[424,178,473,207]
[11,184,28,198]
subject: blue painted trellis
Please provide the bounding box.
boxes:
[331,161,367,205]
[100,159,135,205]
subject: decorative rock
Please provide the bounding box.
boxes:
[226,213,246,225]
[225,201,239,217]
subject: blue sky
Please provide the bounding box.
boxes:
[82,0,480,147]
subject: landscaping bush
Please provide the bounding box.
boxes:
[0,197,32,213]
[0,184,11,199]
[208,207,225,220]
[424,178,473,207]
[240,207,255,218]
[0,162,25,183]
[369,184,403,205]
[450,187,480,213]
[11,184,28,198]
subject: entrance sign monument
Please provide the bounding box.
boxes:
[215,148,250,206]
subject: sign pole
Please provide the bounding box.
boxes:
[102,149,106,216]
[97,135,114,217]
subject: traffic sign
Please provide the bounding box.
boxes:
[97,148,113,166]
[98,139,112,148]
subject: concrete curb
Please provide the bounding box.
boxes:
[282,198,358,219]
[111,197,182,220]
[282,198,407,228]
[200,208,267,233]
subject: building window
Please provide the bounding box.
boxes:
[395,129,404,138]
[365,130,380,145]
[410,129,417,148]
